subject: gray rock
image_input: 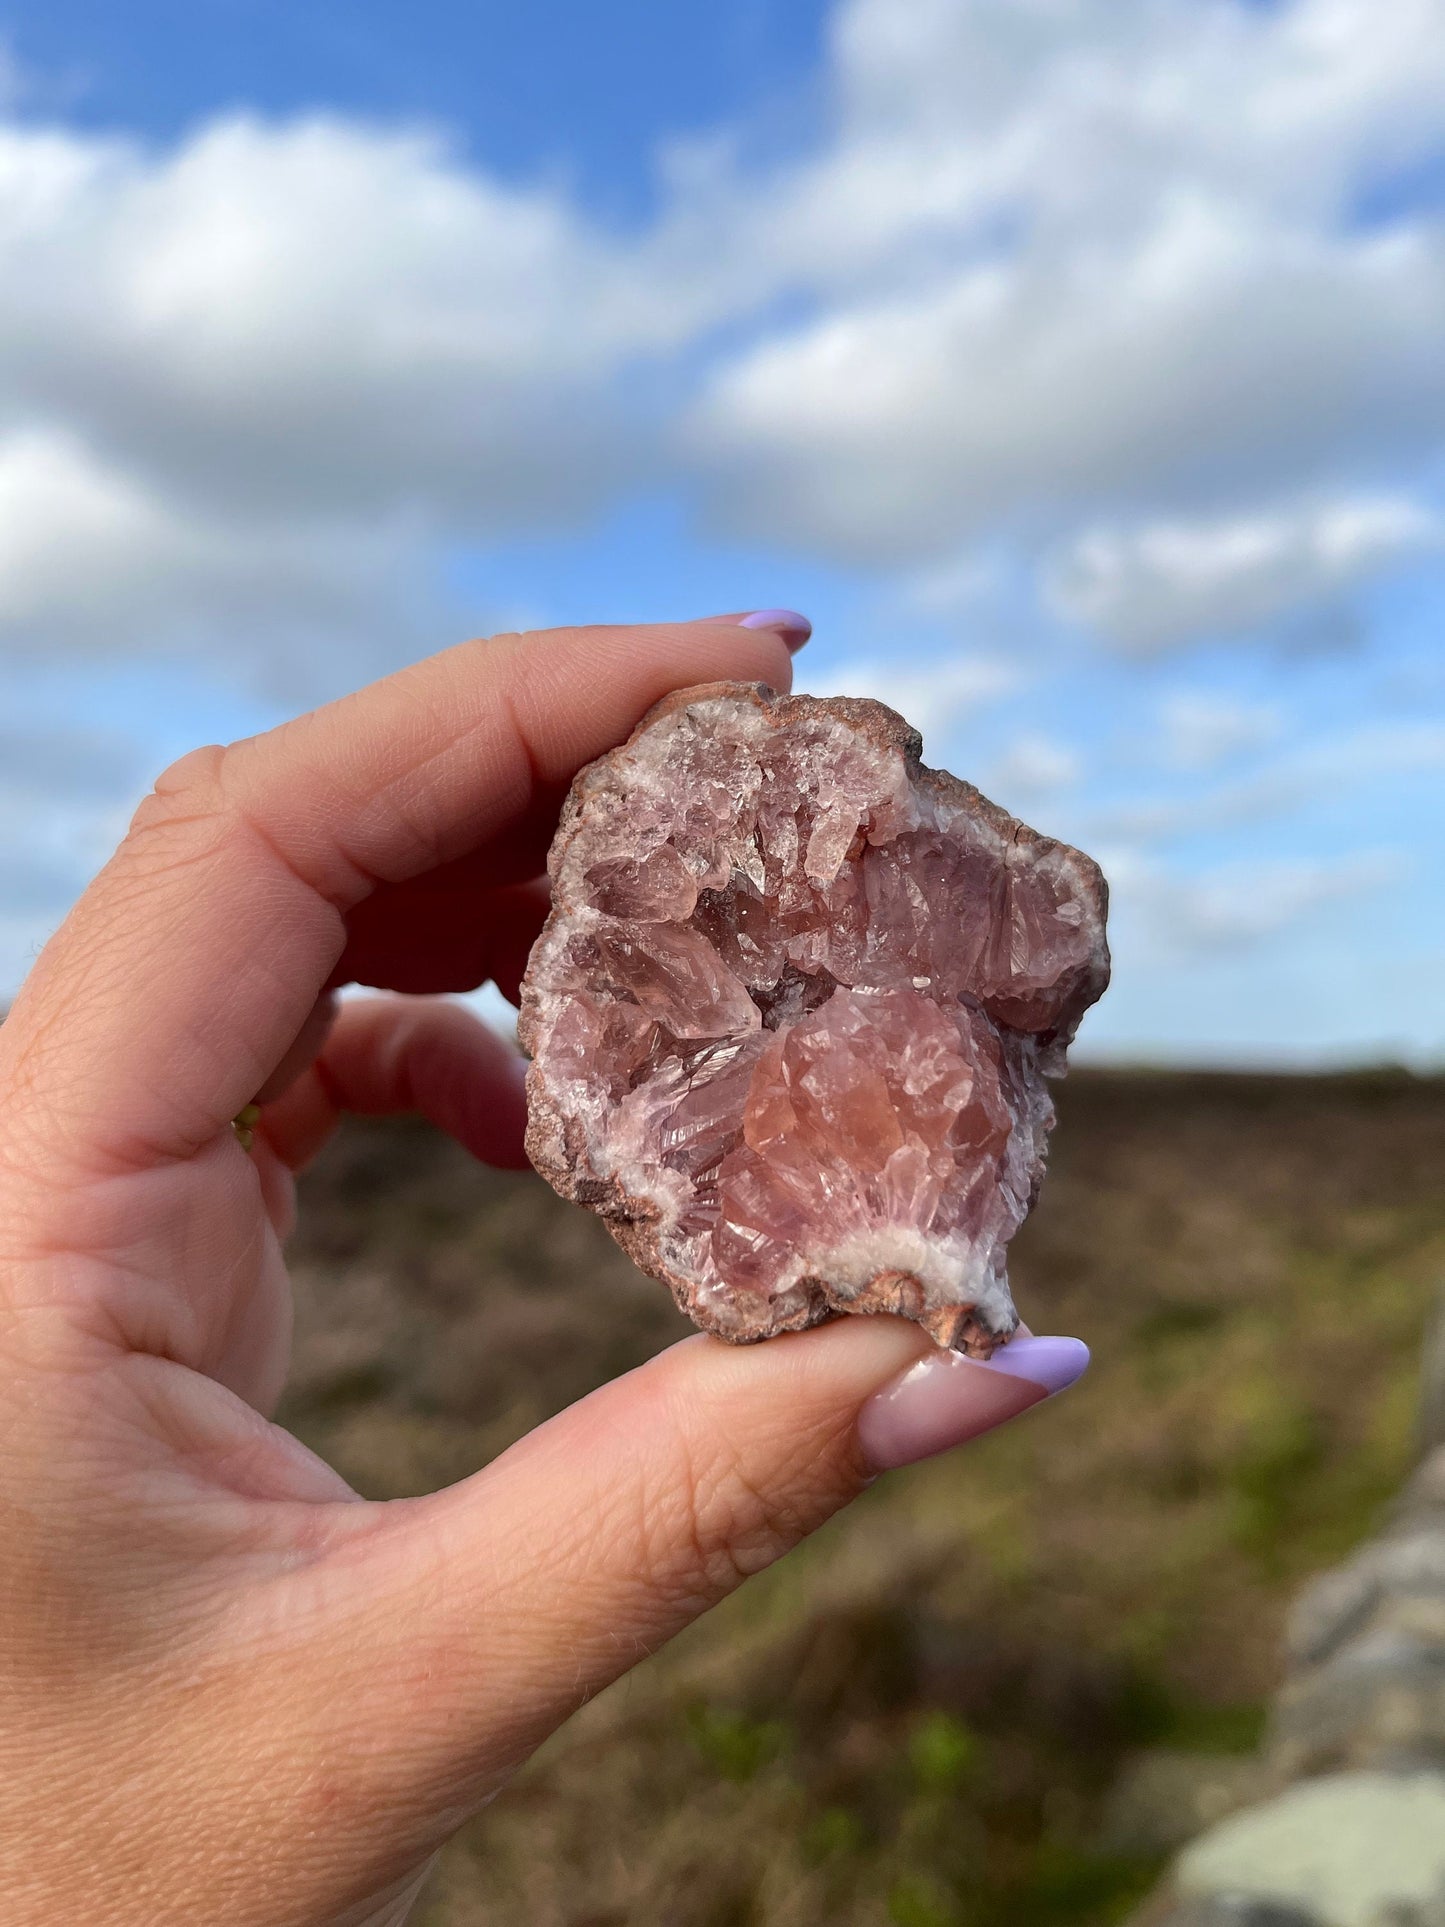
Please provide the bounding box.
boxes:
[1273,1508,1445,1779]
[1145,1899,1324,1927]
[1396,1446,1445,1527]
[1131,1309,1445,1927]
[1287,1528,1445,1674]
[1288,1560,1391,1673]
[1272,1626,1445,1777]
[1173,1770,1445,1927]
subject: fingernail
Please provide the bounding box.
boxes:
[857,1334,1089,1474]
[738,608,812,651]
[979,1334,1091,1396]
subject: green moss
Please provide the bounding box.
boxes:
[888,1872,964,1927]
[1012,1842,1164,1922]
[1136,1300,1226,1345]
[686,1705,789,1785]
[908,1712,980,1793]
[1108,1668,1267,1754]
[1225,1396,1324,1567]
[1164,1699,1268,1754]
[802,1805,867,1863]
[296,1360,397,1414]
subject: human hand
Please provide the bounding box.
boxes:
[0,616,1088,1926]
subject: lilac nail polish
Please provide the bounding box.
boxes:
[738,608,812,650]
[857,1335,1089,1473]
[980,1334,1090,1396]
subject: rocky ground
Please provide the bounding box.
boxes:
[277,1067,1445,1926]
[1133,1293,1445,1927]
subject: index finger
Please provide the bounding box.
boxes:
[0,618,797,1176]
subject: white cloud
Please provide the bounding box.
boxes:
[688,0,1445,569]
[1048,494,1442,652]
[0,114,660,525]
[896,550,1007,622]
[796,651,1021,743]
[2,0,1443,685]
[1106,847,1406,955]
[0,430,183,628]
[665,0,1445,295]
[1155,693,1283,772]
[693,214,1445,564]
[0,717,143,796]
[0,111,677,687]
[0,428,451,694]
[0,732,137,989]
[983,731,1080,803]
[820,0,1445,230]
[1093,714,1445,842]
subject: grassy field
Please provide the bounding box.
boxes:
[277,1068,1445,1927]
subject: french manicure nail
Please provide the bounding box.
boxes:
[857,1334,1089,1473]
[978,1334,1090,1396]
[738,608,812,650]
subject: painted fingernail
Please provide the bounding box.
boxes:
[857,1335,1089,1473]
[979,1334,1091,1396]
[738,608,812,650]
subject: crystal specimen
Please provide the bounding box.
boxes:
[519,682,1109,1355]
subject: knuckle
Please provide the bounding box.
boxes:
[125,744,229,846]
[127,736,358,904]
[641,1406,856,1615]
[652,1456,757,1608]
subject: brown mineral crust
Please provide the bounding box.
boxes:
[520,679,1110,1356]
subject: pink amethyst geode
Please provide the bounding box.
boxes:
[519,682,1109,1356]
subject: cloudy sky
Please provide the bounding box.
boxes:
[2,0,1443,1064]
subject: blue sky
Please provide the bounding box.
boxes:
[1,0,1443,1064]
[5,0,835,216]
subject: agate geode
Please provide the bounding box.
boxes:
[519,682,1109,1355]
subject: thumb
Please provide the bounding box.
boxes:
[296,1315,1085,1827]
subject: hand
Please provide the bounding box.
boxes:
[0,617,1087,1927]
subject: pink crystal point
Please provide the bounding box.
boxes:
[519,682,1109,1355]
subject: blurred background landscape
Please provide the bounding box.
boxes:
[278,1069,1445,1924]
[2,0,1444,1920]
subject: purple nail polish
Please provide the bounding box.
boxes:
[738,608,812,650]
[856,1335,1088,1473]
[980,1334,1090,1397]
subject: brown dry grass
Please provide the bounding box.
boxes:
[277,1068,1445,1926]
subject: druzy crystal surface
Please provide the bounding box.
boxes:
[520,682,1109,1354]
